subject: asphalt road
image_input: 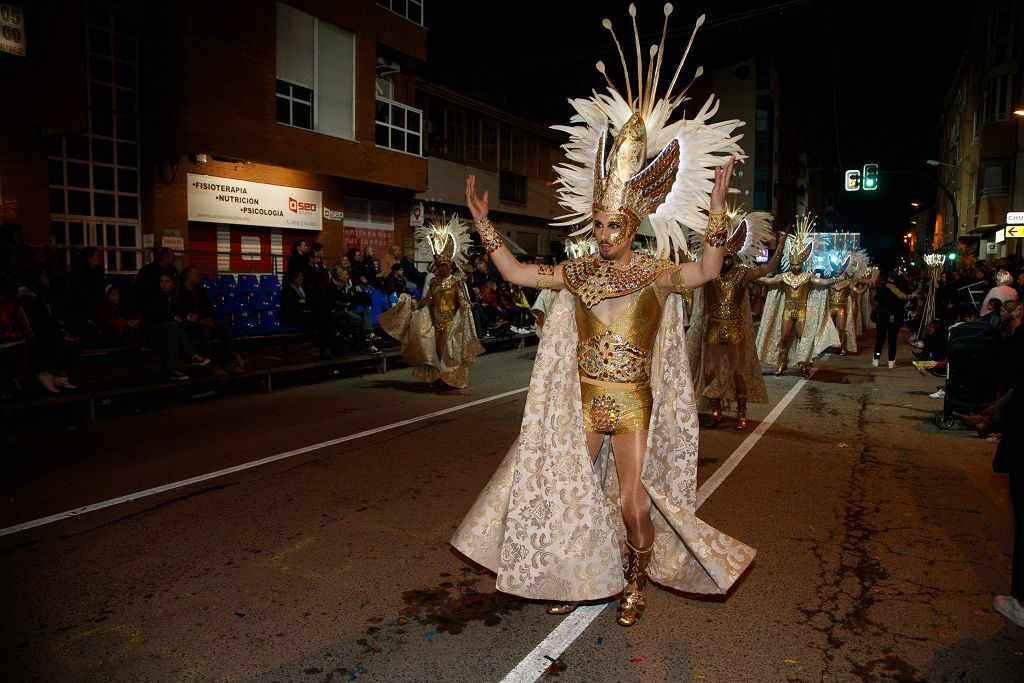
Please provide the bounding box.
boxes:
[1,342,1022,682]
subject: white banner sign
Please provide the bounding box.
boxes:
[187,173,322,231]
[1006,211,1024,224]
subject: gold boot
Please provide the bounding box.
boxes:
[545,602,579,615]
[617,540,653,627]
[800,361,812,378]
[735,396,748,430]
[707,398,722,427]
[839,331,848,356]
[775,342,789,376]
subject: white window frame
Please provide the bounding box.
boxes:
[375,97,423,156]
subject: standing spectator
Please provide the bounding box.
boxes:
[281,270,331,358]
[141,272,209,380]
[981,270,1019,316]
[1014,271,1024,300]
[176,266,243,377]
[0,222,38,283]
[286,239,310,280]
[67,247,106,318]
[17,266,80,393]
[326,266,378,352]
[135,248,178,323]
[871,271,912,369]
[93,284,145,347]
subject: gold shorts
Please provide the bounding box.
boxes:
[707,317,743,345]
[830,304,846,317]
[783,299,806,321]
[580,379,653,435]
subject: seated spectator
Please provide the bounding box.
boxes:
[981,298,1003,327]
[348,248,376,289]
[176,267,243,377]
[363,246,381,286]
[0,278,32,394]
[93,284,145,347]
[67,246,106,319]
[281,270,332,359]
[383,263,408,299]
[400,251,425,290]
[326,266,378,352]
[0,221,38,283]
[378,244,400,280]
[135,248,178,322]
[17,266,80,393]
[980,270,1018,316]
[141,272,210,381]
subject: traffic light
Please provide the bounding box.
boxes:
[862,163,879,191]
[948,251,957,261]
[844,169,861,191]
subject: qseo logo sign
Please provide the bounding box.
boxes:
[288,197,317,214]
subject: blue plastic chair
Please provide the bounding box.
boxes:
[211,290,243,314]
[215,274,237,290]
[260,274,281,290]
[237,274,258,291]
[200,273,215,289]
[231,310,258,336]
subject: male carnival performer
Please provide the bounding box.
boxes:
[825,248,869,356]
[755,214,845,377]
[378,215,483,389]
[686,212,784,429]
[451,5,755,627]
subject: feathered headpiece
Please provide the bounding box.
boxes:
[690,208,774,266]
[848,249,870,280]
[564,235,599,260]
[782,211,816,271]
[551,3,746,261]
[417,213,470,268]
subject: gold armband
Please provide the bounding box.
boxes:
[475,217,499,242]
[670,266,690,294]
[704,209,730,248]
[536,264,554,290]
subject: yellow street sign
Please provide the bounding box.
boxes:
[1006,225,1024,238]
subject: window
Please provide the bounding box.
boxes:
[47,0,141,274]
[240,235,263,261]
[500,170,527,205]
[344,198,394,228]
[983,74,1013,123]
[988,0,1017,65]
[375,98,423,156]
[276,2,355,139]
[377,0,424,26]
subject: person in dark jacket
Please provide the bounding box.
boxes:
[992,313,1024,628]
[67,247,106,318]
[0,221,38,283]
[135,248,178,322]
[141,272,209,380]
[17,266,80,393]
[326,266,377,351]
[400,254,425,289]
[281,270,332,358]
[383,263,408,298]
[872,271,912,368]
[176,267,242,377]
[93,284,144,347]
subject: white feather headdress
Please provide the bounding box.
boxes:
[781,211,817,271]
[416,213,471,269]
[550,3,746,262]
[689,207,774,266]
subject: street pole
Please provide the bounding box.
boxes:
[879,170,959,250]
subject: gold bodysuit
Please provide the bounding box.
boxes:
[427,274,466,335]
[781,271,811,321]
[705,265,749,345]
[828,280,850,317]
[574,286,663,435]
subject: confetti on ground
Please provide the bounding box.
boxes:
[232,612,245,618]
[596,636,604,645]
[630,658,644,664]
[393,617,407,626]
[838,442,849,448]
[785,659,798,665]
[349,664,365,680]
[422,629,437,638]
[691,671,705,680]
[544,655,557,663]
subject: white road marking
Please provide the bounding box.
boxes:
[499,365,821,683]
[0,387,529,538]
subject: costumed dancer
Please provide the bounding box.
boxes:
[755,213,845,377]
[825,247,870,355]
[378,215,484,389]
[686,211,783,429]
[451,4,756,627]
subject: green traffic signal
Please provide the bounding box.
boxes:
[948,252,957,261]
[862,163,879,191]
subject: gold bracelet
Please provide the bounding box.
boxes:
[474,217,499,243]
[536,264,554,290]
[485,237,505,255]
[670,266,690,294]
[704,209,730,248]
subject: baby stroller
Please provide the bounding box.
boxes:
[933,321,1000,429]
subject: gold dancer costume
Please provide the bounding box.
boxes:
[378,215,484,389]
[451,5,755,628]
[686,212,783,429]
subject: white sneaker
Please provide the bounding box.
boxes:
[887,360,895,369]
[993,595,1024,628]
[53,375,77,390]
[37,372,60,393]
[871,358,879,367]
[169,370,190,381]
[929,389,946,399]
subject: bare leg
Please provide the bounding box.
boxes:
[704,343,723,425]
[610,430,655,548]
[794,319,810,376]
[777,318,794,374]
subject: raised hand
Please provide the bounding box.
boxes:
[710,156,736,212]
[465,175,490,222]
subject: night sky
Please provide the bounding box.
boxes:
[424,1,978,267]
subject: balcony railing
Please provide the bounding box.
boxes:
[979,185,1011,199]
[375,98,423,157]
[377,0,424,26]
